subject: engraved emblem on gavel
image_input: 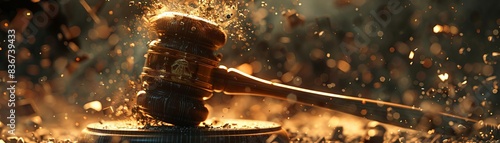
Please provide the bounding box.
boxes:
[171,58,192,79]
[136,12,499,138]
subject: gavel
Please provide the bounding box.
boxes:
[136,12,498,138]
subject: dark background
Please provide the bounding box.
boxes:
[0,0,499,140]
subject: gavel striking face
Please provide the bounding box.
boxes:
[137,12,226,126]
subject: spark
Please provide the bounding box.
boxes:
[409,51,415,59]
[438,73,449,82]
[433,25,443,33]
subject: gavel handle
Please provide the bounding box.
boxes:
[211,67,498,138]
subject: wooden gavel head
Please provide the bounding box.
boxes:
[137,12,226,126]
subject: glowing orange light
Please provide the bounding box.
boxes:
[236,63,253,75]
[433,25,443,33]
[409,51,415,59]
[438,73,449,81]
